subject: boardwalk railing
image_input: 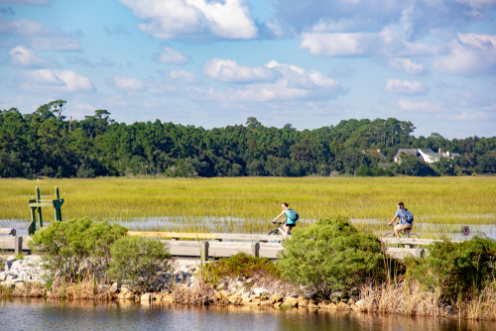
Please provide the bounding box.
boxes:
[0,230,450,260]
[0,228,23,255]
[127,231,284,242]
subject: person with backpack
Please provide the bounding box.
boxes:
[388,202,414,237]
[272,203,299,235]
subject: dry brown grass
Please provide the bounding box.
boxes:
[358,280,496,320]
[4,278,116,301]
[172,276,215,306]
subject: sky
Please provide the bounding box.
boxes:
[0,0,495,139]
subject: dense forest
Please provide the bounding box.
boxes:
[1,101,495,178]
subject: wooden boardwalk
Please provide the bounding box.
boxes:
[1,229,445,260]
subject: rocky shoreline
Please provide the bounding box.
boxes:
[1,255,363,311]
[2,254,492,320]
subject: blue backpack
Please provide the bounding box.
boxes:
[403,209,414,223]
[287,209,299,222]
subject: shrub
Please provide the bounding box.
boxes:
[277,218,398,296]
[204,252,280,283]
[408,236,496,301]
[108,236,171,293]
[28,218,128,280]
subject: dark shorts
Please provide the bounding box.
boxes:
[286,223,296,228]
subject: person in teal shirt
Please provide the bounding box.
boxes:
[272,203,298,235]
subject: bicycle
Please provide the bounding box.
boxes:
[268,222,290,236]
[382,222,420,250]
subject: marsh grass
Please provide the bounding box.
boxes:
[358,280,496,320]
[1,177,495,234]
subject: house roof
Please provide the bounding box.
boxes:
[418,149,442,158]
[394,149,418,158]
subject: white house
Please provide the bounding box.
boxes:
[394,148,459,164]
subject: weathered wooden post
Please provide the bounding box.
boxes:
[54,187,63,221]
[14,236,23,255]
[251,242,260,258]
[200,241,209,264]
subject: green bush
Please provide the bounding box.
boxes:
[277,218,398,296]
[408,237,496,301]
[204,252,280,283]
[108,236,171,293]
[28,218,127,280]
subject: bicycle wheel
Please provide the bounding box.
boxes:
[407,233,420,249]
[382,233,399,250]
[268,230,279,235]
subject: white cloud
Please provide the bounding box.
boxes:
[113,75,145,90]
[0,16,81,51]
[9,46,45,67]
[300,25,440,57]
[392,99,448,113]
[156,46,190,64]
[120,0,257,40]
[166,70,199,84]
[20,69,94,92]
[191,60,348,104]
[0,0,50,4]
[203,58,274,82]
[436,111,490,121]
[384,79,429,95]
[388,58,427,75]
[432,33,496,76]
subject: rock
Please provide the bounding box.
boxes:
[282,297,298,308]
[351,295,359,302]
[111,282,119,292]
[350,287,359,296]
[6,274,18,281]
[14,282,25,289]
[11,260,23,270]
[141,293,153,304]
[337,302,350,310]
[341,298,349,304]
[318,300,331,308]
[324,303,338,309]
[246,299,261,306]
[297,298,309,307]
[4,260,12,271]
[227,296,242,304]
[269,293,283,304]
[348,298,354,305]
[121,286,131,294]
[354,299,365,308]
[253,287,269,297]
[0,272,6,281]
[274,302,282,308]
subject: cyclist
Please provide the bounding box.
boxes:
[272,203,299,235]
[388,202,413,237]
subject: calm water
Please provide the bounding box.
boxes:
[0,299,493,331]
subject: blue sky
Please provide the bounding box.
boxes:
[0,0,495,138]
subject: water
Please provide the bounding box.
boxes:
[3,217,496,240]
[0,299,493,331]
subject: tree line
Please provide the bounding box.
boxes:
[1,101,495,178]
